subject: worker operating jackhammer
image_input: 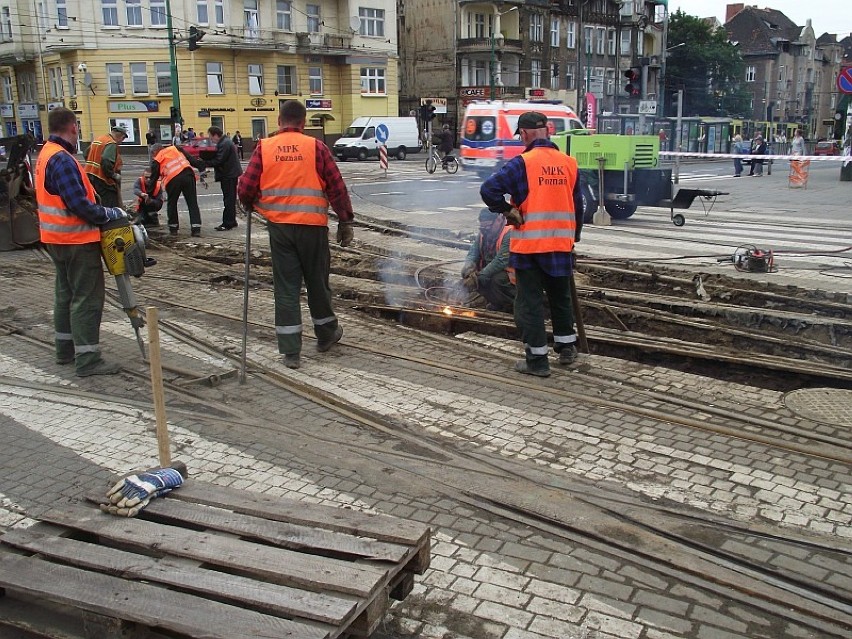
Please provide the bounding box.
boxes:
[35,107,130,376]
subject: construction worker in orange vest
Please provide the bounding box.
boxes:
[35,107,129,377]
[480,111,584,377]
[237,100,355,370]
[147,142,207,236]
[461,208,515,312]
[84,124,127,207]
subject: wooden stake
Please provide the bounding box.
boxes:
[145,306,171,467]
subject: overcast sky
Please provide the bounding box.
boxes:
[668,1,852,38]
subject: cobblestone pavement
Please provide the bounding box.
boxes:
[0,164,850,637]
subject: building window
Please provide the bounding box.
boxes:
[49,67,63,99]
[131,62,148,94]
[56,0,68,27]
[66,64,77,97]
[473,60,486,86]
[471,12,486,39]
[529,14,543,42]
[359,7,384,37]
[155,62,171,94]
[550,18,559,47]
[565,71,574,90]
[150,0,166,26]
[566,21,575,49]
[1,7,12,41]
[745,65,756,82]
[197,0,209,24]
[214,0,224,25]
[585,27,593,54]
[19,72,37,102]
[307,4,320,33]
[550,63,559,90]
[620,30,630,55]
[360,67,386,95]
[531,60,541,88]
[277,65,295,94]
[207,62,224,94]
[2,75,12,102]
[596,27,605,54]
[308,65,322,94]
[244,0,259,39]
[126,0,142,26]
[37,1,48,31]
[276,0,291,30]
[248,64,263,95]
[102,0,118,26]
[608,29,616,55]
[106,63,124,95]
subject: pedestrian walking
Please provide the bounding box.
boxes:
[145,128,157,162]
[790,129,805,156]
[658,128,668,151]
[461,208,515,312]
[35,107,128,377]
[750,134,767,176]
[732,134,745,177]
[84,124,127,207]
[237,100,355,370]
[148,142,207,237]
[480,111,584,377]
[233,130,244,160]
[203,126,243,231]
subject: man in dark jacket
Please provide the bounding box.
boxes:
[204,126,243,230]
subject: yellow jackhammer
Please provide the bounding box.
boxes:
[100,218,151,358]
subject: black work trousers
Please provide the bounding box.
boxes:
[165,169,202,232]
[219,177,238,227]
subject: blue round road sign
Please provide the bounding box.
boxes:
[375,124,389,143]
[837,67,852,95]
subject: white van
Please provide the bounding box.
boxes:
[333,117,422,161]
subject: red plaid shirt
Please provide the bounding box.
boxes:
[237,127,354,222]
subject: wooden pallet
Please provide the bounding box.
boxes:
[0,480,431,639]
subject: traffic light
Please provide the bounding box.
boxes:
[624,68,640,97]
[188,25,205,51]
[421,99,437,122]
[170,106,179,121]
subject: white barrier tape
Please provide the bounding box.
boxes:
[660,150,852,163]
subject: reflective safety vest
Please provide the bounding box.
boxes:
[255,131,329,226]
[155,145,194,188]
[478,224,516,284]
[510,146,578,255]
[84,134,122,186]
[35,141,100,245]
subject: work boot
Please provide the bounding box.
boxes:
[317,326,343,352]
[283,354,300,369]
[56,354,74,365]
[76,360,121,377]
[191,228,201,238]
[514,359,550,378]
[169,226,178,235]
[558,344,578,366]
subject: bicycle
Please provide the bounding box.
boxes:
[425,148,459,174]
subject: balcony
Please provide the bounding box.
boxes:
[457,37,523,55]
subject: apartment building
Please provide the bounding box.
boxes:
[0,0,398,146]
[398,0,667,132]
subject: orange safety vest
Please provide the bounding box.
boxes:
[255,131,329,226]
[137,175,162,199]
[154,145,194,188]
[35,141,100,245]
[478,224,516,284]
[84,134,122,186]
[510,146,578,255]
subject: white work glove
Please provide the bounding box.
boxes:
[503,207,523,228]
[100,467,184,517]
[104,207,129,221]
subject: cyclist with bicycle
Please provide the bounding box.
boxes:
[434,124,455,166]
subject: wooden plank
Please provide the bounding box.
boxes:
[0,554,329,639]
[170,481,430,546]
[1,529,357,626]
[37,506,386,598]
[120,497,411,565]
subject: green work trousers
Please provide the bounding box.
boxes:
[47,242,107,372]
[514,266,575,368]
[477,270,516,313]
[268,223,339,356]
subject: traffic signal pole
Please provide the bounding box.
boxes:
[165,0,182,126]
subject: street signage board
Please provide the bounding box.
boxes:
[638,100,657,114]
[838,67,852,95]
[420,97,447,114]
[375,124,389,144]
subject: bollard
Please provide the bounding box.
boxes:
[379,144,388,177]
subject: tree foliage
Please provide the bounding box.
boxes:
[664,10,749,117]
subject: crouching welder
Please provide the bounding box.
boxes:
[461,208,515,312]
[35,107,131,377]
